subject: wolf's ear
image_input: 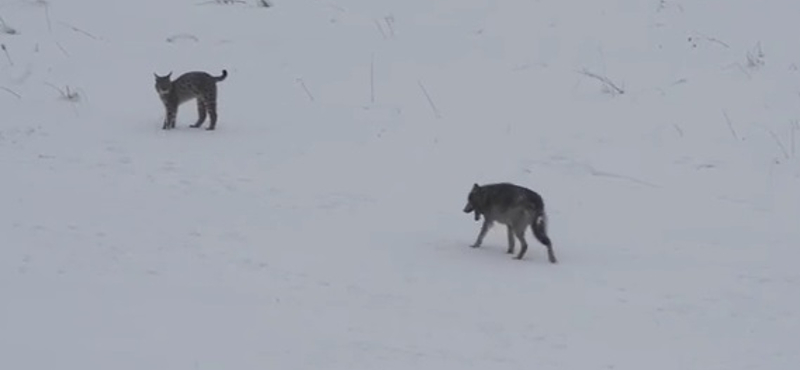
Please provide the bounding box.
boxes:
[472,183,480,191]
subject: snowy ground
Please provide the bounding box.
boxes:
[1,0,799,369]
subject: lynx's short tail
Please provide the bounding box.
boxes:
[215,69,228,82]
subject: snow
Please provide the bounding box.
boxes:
[1,0,799,369]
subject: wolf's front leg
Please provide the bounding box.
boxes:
[471,220,492,248]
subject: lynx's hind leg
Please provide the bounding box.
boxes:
[205,87,218,131]
[191,99,207,128]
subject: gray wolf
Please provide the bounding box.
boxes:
[154,69,227,130]
[463,182,557,262]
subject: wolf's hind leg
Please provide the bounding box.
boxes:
[512,221,529,260]
[506,226,515,254]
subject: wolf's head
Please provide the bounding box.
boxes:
[153,72,173,97]
[463,183,484,221]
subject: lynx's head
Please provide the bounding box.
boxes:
[153,72,173,97]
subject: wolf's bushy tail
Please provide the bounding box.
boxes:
[532,207,557,263]
[532,210,551,247]
[215,69,228,82]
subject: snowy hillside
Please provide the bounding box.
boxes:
[1,0,799,369]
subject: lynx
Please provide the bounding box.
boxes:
[154,69,227,131]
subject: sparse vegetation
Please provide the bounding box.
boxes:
[745,41,765,69]
[577,69,625,96]
[197,0,272,7]
[166,33,199,43]
[792,120,799,158]
[44,83,82,116]
[45,83,80,102]
[1,44,13,66]
[0,86,21,99]
[0,16,18,35]
[418,80,441,119]
[199,0,247,4]
[722,110,739,141]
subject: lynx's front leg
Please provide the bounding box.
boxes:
[471,219,492,248]
[162,103,177,130]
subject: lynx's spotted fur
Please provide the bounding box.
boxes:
[154,69,227,131]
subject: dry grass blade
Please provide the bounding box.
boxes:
[577,69,624,96]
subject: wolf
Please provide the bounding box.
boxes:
[462,182,557,262]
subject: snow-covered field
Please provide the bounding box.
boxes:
[1,0,799,369]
